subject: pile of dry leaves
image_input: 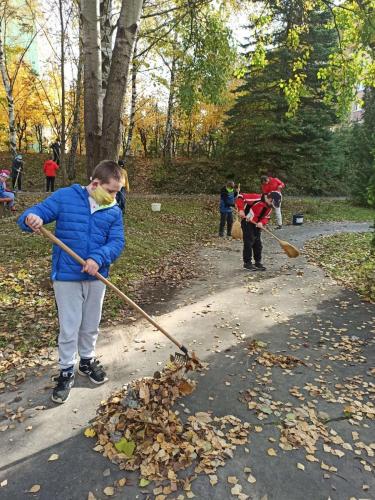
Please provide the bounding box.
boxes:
[89,356,249,494]
[247,340,304,369]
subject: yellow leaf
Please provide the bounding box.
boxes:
[87,493,96,500]
[297,463,305,471]
[247,474,257,484]
[48,454,59,461]
[267,448,277,456]
[227,476,238,484]
[103,486,114,496]
[29,485,41,493]
[139,478,150,487]
[84,428,96,438]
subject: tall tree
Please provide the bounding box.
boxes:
[80,0,143,175]
[225,5,339,193]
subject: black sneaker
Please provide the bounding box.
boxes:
[255,262,266,271]
[78,358,108,385]
[244,262,256,271]
[51,371,74,404]
[275,225,282,230]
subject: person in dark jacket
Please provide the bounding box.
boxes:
[236,191,281,271]
[50,139,61,164]
[11,154,23,191]
[219,180,237,237]
[18,160,125,404]
[116,159,130,213]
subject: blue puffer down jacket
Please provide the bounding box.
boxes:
[219,186,237,213]
[17,184,125,281]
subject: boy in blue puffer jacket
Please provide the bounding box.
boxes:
[18,160,125,404]
[219,180,238,237]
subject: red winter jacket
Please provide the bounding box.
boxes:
[236,193,272,225]
[261,177,285,194]
[43,160,59,177]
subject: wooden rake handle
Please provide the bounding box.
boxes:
[39,226,187,354]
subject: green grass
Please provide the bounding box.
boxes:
[305,232,375,302]
[282,198,374,223]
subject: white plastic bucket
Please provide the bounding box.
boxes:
[151,203,161,212]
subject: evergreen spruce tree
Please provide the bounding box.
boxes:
[225,6,339,194]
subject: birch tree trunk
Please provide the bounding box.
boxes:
[100,0,113,94]
[67,40,83,181]
[0,24,17,155]
[100,0,143,160]
[59,0,67,184]
[124,41,138,159]
[81,0,102,177]
[163,55,176,161]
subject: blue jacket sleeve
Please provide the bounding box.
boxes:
[88,211,125,267]
[17,190,61,232]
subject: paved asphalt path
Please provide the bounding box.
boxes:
[0,222,373,500]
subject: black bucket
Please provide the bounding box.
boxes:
[292,213,304,225]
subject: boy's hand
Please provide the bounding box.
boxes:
[82,258,99,276]
[239,210,245,219]
[26,214,43,233]
[256,222,264,228]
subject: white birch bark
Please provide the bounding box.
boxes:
[0,23,17,155]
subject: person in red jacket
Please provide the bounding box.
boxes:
[43,158,59,192]
[236,191,281,271]
[260,175,285,229]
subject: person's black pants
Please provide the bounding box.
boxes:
[219,211,233,236]
[241,219,262,263]
[12,174,21,190]
[46,176,55,192]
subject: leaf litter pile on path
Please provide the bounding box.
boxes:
[88,356,249,495]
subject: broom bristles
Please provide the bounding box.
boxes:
[231,220,242,240]
[281,242,300,258]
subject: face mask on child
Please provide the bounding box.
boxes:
[90,185,114,206]
[226,187,234,193]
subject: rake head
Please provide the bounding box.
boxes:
[171,348,203,371]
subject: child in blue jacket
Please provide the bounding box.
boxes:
[18,160,125,404]
[219,180,237,237]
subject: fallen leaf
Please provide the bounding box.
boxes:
[87,493,96,500]
[84,428,96,438]
[139,478,150,487]
[48,454,59,461]
[228,476,238,484]
[0,480,7,487]
[267,448,277,457]
[297,463,305,471]
[115,438,136,457]
[247,474,256,484]
[231,484,242,495]
[29,485,41,493]
[209,475,218,486]
[103,486,114,496]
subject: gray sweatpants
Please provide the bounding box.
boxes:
[53,280,106,370]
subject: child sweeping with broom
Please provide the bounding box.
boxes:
[17,160,125,404]
[236,191,281,271]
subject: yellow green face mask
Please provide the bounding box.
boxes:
[90,185,114,206]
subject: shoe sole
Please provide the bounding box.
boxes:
[51,393,69,404]
[77,368,108,385]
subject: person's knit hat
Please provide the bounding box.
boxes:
[0,169,9,179]
[268,191,282,208]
